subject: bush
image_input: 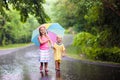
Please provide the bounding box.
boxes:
[73,32,97,54]
[81,47,120,63]
[94,47,120,63]
[72,32,120,63]
[73,32,96,47]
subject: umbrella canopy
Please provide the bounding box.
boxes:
[31,23,65,46]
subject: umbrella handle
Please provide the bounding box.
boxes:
[46,30,48,34]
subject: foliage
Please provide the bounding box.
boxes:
[66,45,80,59]
[0,0,50,23]
[51,0,120,47]
[51,0,78,28]
[51,0,120,62]
[88,0,120,47]
[73,32,120,63]
[73,32,97,57]
[0,7,39,45]
[73,32,96,48]
[51,0,102,31]
[89,47,120,63]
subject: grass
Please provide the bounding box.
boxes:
[66,45,81,59]
[66,45,87,60]
[0,43,33,50]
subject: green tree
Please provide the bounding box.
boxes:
[99,0,120,47]
[50,0,120,62]
[0,7,39,45]
[0,0,50,23]
[51,0,102,32]
[51,0,79,29]
[51,0,120,47]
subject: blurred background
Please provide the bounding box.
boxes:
[0,0,120,63]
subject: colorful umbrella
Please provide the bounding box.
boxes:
[31,23,65,46]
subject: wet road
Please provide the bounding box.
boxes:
[0,34,120,80]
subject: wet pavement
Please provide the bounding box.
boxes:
[0,45,120,80]
[0,35,120,80]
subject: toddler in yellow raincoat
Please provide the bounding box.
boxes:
[53,35,66,71]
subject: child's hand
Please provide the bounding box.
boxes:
[62,53,66,57]
[51,45,54,48]
[62,55,65,57]
[62,50,66,57]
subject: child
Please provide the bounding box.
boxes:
[38,26,52,72]
[53,35,66,71]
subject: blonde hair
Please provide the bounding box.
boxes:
[57,35,62,39]
[39,25,46,29]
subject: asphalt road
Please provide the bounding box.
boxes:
[0,34,120,80]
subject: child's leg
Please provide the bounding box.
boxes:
[58,60,61,70]
[44,62,48,72]
[55,60,59,70]
[40,62,43,70]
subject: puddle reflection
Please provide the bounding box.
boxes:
[39,71,63,80]
[56,71,62,80]
[40,71,49,80]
